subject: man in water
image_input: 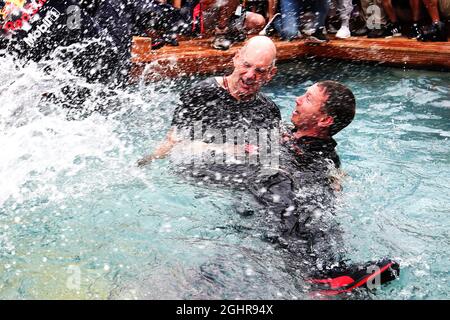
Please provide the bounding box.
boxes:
[244,81,400,296]
[137,35,280,168]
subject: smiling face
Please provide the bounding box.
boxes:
[229,37,277,98]
[291,84,333,132]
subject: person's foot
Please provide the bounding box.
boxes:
[336,26,351,39]
[151,38,166,50]
[327,24,339,34]
[408,23,422,39]
[385,22,402,37]
[418,21,448,42]
[163,34,179,47]
[259,13,280,36]
[307,28,329,43]
[367,26,389,38]
[212,34,232,50]
[353,26,368,36]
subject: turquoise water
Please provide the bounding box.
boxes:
[0,56,448,299]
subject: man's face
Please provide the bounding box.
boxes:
[291,84,331,130]
[231,49,276,98]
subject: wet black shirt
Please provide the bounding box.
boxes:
[171,77,281,142]
[247,132,342,258]
[281,134,341,171]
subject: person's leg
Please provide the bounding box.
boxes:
[382,0,398,22]
[306,0,330,42]
[361,0,390,37]
[336,0,353,38]
[338,0,353,28]
[314,0,331,30]
[381,0,404,35]
[209,0,252,49]
[418,0,448,41]
[360,0,388,25]
[410,0,421,21]
[422,0,441,22]
[407,0,423,38]
[273,0,304,40]
[216,0,241,30]
[439,0,450,19]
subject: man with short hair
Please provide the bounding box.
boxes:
[248,81,400,295]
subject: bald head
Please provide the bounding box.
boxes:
[227,36,278,99]
[240,36,277,66]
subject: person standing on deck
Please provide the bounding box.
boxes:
[259,0,331,43]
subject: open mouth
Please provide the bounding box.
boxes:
[240,78,254,90]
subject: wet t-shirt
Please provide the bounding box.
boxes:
[170,77,281,185]
[171,77,281,141]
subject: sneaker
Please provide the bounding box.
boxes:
[212,35,232,50]
[163,34,179,46]
[307,258,400,296]
[327,24,339,34]
[151,38,166,50]
[385,22,402,37]
[418,21,448,42]
[307,28,329,43]
[408,23,422,39]
[367,26,389,38]
[302,21,316,36]
[336,25,351,39]
[151,35,179,50]
[353,26,368,36]
[259,13,280,36]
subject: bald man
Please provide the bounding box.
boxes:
[138,36,280,167]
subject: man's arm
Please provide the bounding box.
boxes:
[137,127,179,167]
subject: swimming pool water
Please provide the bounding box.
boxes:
[0,56,448,299]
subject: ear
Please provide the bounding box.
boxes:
[318,115,334,128]
[267,66,277,82]
[233,50,241,65]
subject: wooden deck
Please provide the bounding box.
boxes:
[130,36,450,81]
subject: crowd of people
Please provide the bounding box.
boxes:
[151,0,449,49]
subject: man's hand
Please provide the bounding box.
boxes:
[137,128,179,167]
[136,155,155,167]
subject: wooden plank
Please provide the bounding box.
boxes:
[305,37,450,70]
[130,36,450,81]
